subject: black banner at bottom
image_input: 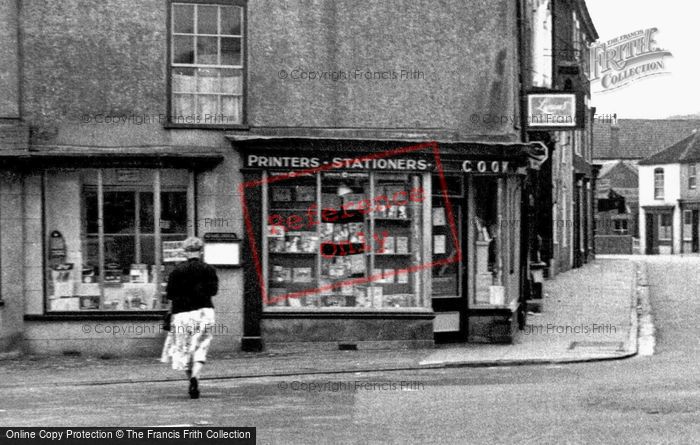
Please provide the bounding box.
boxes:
[1,428,256,445]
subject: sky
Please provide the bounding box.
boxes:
[586,0,700,119]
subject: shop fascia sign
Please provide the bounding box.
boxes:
[245,154,517,174]
[525,90,585,130]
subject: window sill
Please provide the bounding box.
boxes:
[163,123,250,131]
[25,312,167,321]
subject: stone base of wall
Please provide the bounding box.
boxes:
[261,316,434,350]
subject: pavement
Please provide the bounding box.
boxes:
[0,258,645,389]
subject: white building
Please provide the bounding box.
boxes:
[638,131,700,254]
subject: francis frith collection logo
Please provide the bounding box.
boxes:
[590,27,673,93]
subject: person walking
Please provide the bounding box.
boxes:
[161,236,218,399]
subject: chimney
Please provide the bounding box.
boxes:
[609,124,620,159]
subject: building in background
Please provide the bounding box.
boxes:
[638,130,700,255]
[594,161,638,254]
[592,119,700,254]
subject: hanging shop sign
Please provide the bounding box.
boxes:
[525,91,585,130]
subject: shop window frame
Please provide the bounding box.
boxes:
[262,170,432,312]
[42,169,196,315]
[166,0,249,129]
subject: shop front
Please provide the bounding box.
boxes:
[235,138,546,350]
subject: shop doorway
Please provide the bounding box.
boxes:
[431,176,467,343]
[645,211,673,255]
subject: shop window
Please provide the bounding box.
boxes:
[689,165,697,190]
[654,168,664,199]
[265,172,426,309]
[45,169,193,312]
[170,1,245,125]
[658,213,672,241]
[613,219,629,235]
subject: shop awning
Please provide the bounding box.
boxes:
[0,147,224,170]
[228,135,548,171]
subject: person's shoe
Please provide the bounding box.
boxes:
[189,377,199,399]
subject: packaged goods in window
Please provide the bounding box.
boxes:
[396,236,409,254]
[292,267,313,283]
[332,224,349,242]
[271,187,292,202]
[348,223,365,243]
[371,268,383,281]
[285,232,302,252]
[381,236,395,254]
[288,296,302,307]
[353,286,369,307]
[383,269,395,283]
[268,224,285,239]
[323,295,345,307]
[300,232,319,253]
[50,297,80,311]
[340,284,354,296]
[81,266,96,283]
[396,269,409,284]
[79,295,100,310]
[383,294,411,308]
[349,254,366,274]
[269,237,286,253]
[432,207,446,226]
[163,241,186,263]
[396,205,408,219]
[320,223,334,241]
[433,235,447,254]
[271,265,292,283]
[329,263,345,278]
[269,288,289,306]
[342,194,366,210]
[369,286,383,307]
[129,264,149,283]
[294,186,315,202]
[104,263,122,284]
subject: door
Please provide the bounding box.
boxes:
[693,210,699,253]
[645,212,656,255]
[431,177,467,343]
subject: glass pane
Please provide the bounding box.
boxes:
[473,177,501,305]
[173,4,194,33]
[172,94,195,118]
[161,191,188,234]
[221,96,241,123]
[140,235,155,268]
[197,68,219,93]
[173,35,194,64]
[221,37,241,65]
[196,36,218,64]
[85,190,98,234]
[221,69,242,94]
[172,67,195,92]
[220,6,242,35]
[197,5,218,34]
[103,191,135,234]
[197,95,218,116]
[139,192,154,232]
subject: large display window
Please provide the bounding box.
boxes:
[45,169,194,312]
[264,171,429,310]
